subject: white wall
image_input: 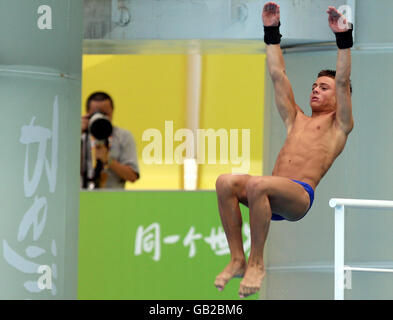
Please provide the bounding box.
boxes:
[262,0,393,299]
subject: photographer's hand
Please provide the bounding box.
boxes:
[95,144,109,164]
[95,142,138,182]
[81,114,90,134]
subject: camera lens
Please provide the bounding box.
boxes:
[88,112,113,140]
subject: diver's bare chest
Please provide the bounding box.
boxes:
[289,112,336,140]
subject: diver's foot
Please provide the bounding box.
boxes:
[238,264,266,298]
[214,259,246,292]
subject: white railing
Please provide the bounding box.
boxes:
[329,198,393,300]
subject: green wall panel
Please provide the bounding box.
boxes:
[78,191,255,300]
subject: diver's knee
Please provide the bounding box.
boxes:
[216,174,245,195]
[245,177,270,200]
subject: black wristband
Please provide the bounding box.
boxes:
[335,27,353,49]
[264,22,282,45]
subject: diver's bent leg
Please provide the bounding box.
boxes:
[238,178,271,298]
[214,174,251,291]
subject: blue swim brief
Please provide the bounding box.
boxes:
[271,179,315,221]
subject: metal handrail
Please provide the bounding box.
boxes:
[329,198,393,300]
[329,198,393,209]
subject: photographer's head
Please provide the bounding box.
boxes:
[86,91,114,122]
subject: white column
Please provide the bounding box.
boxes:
[334,205,345,300]
[184,42,202,190]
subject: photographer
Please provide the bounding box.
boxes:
[81,92,140,189]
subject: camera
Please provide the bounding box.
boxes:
[88,111,113,141]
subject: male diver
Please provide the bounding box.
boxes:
[215,2,354,298]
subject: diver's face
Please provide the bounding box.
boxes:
[310,76,336,111]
